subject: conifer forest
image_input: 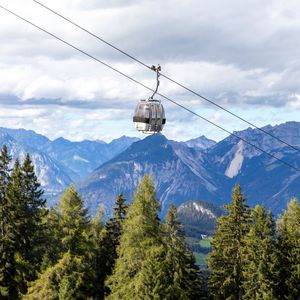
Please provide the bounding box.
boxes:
[0,144,299,300]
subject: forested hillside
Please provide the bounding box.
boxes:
[0,145,299,299]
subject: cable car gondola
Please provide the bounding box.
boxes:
[133,65,166,133]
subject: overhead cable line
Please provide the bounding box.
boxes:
[32,0,300,153]
[0,4,299,173]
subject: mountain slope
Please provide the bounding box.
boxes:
[78,121,300,217]
[43,136,139,179]
[177,200,224,236]
[208,121,300,214]
[0,128,139,205]
[78,134,227,216]
[184,135,216,150]
[0,132,73,203]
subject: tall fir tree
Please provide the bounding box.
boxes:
[0,154,46,298]
[58,185,89,255]
[163,203,202,300]
[277,198,300,300]
[25,185,97,299]
[0,159,27,298]
[0,145,13,298]
[24,251,87,300]
[208,184,251,300]
[106,176,169,300]
[19,154,46,279]
[87,208,105,299]
[241,204,279,300]
[100,193,128,298]
[40,207,63,271]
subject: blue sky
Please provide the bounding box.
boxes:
[0,0,300,142]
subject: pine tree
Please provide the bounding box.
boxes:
[277,198,300,300]
[208,184,251,300]
[40,207,63,271]
[24,185,97,299]
[58,185,89,255]
[19,154,46,279]
[163,203,202,300]
[100,193,128,297]
[106,175,168,300]
[241,204,279,300]
[24,252,87,300]
[0,144,11,206]
[0,145,13,298]
[0,152,46,298]
[0,159,25,298]
[86,208,105,299]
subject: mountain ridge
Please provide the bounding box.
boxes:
[78,121,300,217]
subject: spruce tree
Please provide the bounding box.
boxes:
[106,176,168,300]
[0,144,11,206]
[40,208,63,271]
[24,185,96,299]
[0,159,25,298]
[208,184,251,300]
[58,185,89,255]
[0,152,45,298]
[0,145,13,298]
[87,208,105,299]
[100,193,128,297]
[163,203,202,300]
[20,154,46,279]
[241,204,279,300]
[24,252,87,300]
[277,198,300,299]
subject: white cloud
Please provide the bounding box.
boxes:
[1,0,300,141]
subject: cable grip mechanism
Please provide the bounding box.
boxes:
[149,64,161,100]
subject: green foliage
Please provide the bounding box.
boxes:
[199,238,212,248]
[277,198,300,299]
[208,184,251,300]
[241,204,279,300]
[40,208,63,271]
[99,193,128,297]
[25,185,100,299]
[2,146,300,300]
[163,203,202,300]
[58,185,89,255]
[24,252,87,300]
[0,148,45,298]
[0,145,13,298]
[106,176,166,299]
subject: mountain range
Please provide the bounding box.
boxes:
[0,127,139,203]
[78,121,300,216]
[1,122,300,217]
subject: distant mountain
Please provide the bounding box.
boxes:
[78,133,227,216]
[208,121,300,213]
[2,122,300,218]
[184,135,216,150]
[78,121,300,217]
[43,136,140,180]
[0,127,49,149]
[177,200,224,237]
[0,131,74,202]
[0,128,139,204]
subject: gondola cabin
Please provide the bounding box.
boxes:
[133,99,166,133]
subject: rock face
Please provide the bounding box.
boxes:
[78,122,300,217]
[208,121,300,213]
